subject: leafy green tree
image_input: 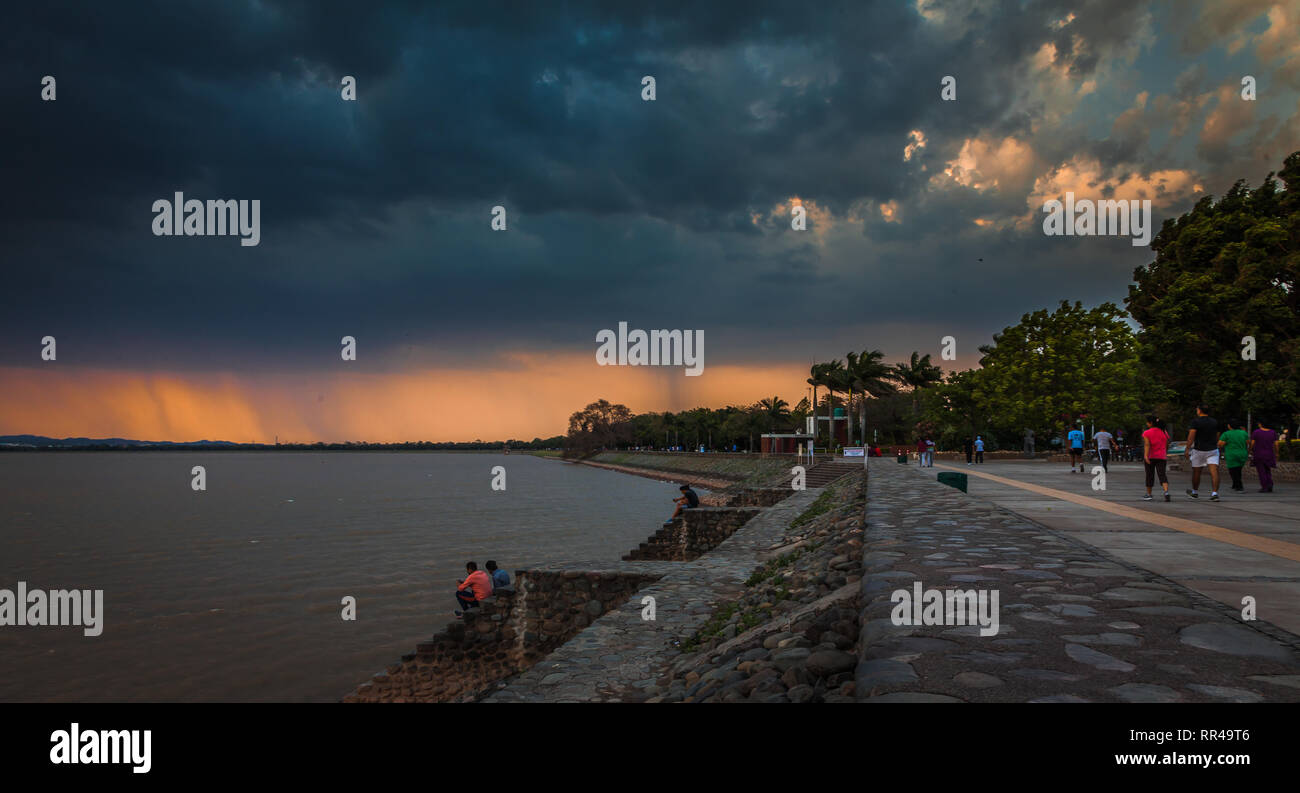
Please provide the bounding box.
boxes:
[975,301,1149,442]
[565,399,634,456]
[1127,151,1300,425]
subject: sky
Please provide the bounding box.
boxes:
[2,0,1298,442]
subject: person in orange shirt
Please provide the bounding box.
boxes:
[455,561,492,616]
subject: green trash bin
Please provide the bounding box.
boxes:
[937,471,968,492]
[896,453,908,464]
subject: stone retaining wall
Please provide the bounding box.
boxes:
[345,568,662,702]
[724,487,793,507]
[623,507,762,561]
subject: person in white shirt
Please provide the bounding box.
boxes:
[1093,428,1114,472]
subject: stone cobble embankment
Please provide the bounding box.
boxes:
[642,475,867,702]
[623,507,762,561]
[345,565,669,702]
[854,460,1300,702]
[486,489,823,702]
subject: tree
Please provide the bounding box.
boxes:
[831,358,858,445]
[848,349,897,445]
[789,396,811,432]
[975,301,1150,442]
[893,351,944,418]
[1127,151,1300,425]
[807,363,829,449]
[565,399,633,456]
[758,395,791,432]
[925,368,990,448]
[819,359,845,448]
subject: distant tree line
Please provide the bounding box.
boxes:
[1,438,566,452]
[565,152,1300,457]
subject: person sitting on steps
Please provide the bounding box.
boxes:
[665,483,700,525]
[454,561,492,617]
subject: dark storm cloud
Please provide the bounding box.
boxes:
[0,1,1287,373]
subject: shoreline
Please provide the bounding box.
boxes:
[344,453,865,702]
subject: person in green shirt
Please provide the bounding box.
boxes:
[1218,419,1250,492]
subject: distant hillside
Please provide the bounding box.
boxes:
[0,435,565,451]
[0,435,245,448]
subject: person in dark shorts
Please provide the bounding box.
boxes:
[665,484,700,525]
[974,435,985,463]
[1185,404,1221,501]
[1067,425,1085,472]
[1141,416,1170,502]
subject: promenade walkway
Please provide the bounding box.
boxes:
[487,488,823,702]
[857,459,1300,702]
[932,459,1300,634]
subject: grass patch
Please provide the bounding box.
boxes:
[790,490,835,529]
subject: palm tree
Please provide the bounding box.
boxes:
[758,395,790,433]
[835,356,861,446]
[820,359,845,450]
[893,351,944,418]
[848,349,896,445]
[807,362,828,451]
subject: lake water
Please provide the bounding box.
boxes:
[0,452,685,702]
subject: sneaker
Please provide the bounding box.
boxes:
[1164,493,1170,502]
[1185,489,1198,498]
[1142,494,1153,501]
[1209,494,1219,501]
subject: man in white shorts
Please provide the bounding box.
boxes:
[1185,405,1221,502]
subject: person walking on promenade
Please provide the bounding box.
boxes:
[1142,416,1171,502]
[1250,419,1281,493]
[1093,427,1114,472]
[974,435,985,463]
[924,437,936,467]
[963,437,974,466]
[1218,420,1250,492]
[1185,404,1221,501]
[916,436,927,467]
[1067,424,1085,473]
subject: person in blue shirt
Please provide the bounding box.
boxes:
[485,560,510,590]
[1067,426,1085,473]
[974,436,985,463]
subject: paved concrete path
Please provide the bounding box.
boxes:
[487,488,822,702]
[930,459,1300,634]
[858,460,1300,702]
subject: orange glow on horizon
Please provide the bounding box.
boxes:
[0,356,813,443]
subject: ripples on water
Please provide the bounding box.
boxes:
[0,452,696,701]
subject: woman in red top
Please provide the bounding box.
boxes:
[1141,416,1170,502]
